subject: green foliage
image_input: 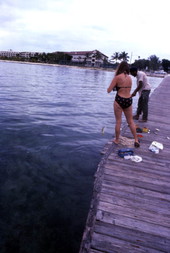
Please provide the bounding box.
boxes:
[119,51,129,62]
[29,52,72,64]
[111,52,119,63]
[111,51,129,63]
[110,50,170,72]
[132,59,149,70]
[162,59,170,72]
[148,55,161,71]
[131,54,168,71]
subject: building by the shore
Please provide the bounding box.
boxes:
[0,49,109,67]
[0,50,41,59]
[56,50,109,67]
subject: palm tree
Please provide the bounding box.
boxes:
[119,51,129,62]
[111,52,119,63]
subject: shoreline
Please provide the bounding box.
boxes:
[0,59,167,77]
[0,59,115,72]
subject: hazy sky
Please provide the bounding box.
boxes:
[0,0,169,62]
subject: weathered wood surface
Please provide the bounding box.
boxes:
[79,76,170,253]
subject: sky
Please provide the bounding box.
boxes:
[0,0,170,63]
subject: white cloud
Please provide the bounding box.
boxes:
[0,0,170,60]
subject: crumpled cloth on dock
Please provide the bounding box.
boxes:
[119,136,135,148]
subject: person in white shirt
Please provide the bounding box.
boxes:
[130,67,151,122]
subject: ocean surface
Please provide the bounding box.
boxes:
[0,61,163,253]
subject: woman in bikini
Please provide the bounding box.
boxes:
[107,61,140,147]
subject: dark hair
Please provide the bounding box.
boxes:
[115,61,130,76]
[130,66,138,73]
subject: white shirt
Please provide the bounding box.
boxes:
[137,71,151,96]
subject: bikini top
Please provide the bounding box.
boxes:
[116,86,131,91]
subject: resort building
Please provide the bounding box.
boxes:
[58,50,109,67]
[19,52,37,58]
[0,50,18,58]
[0,50,40,58]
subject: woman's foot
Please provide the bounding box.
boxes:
[113,139,119,144]
[134,141,140,148]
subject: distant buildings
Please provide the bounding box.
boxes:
[0,50,41,59]
[0,50,19,58]
[59,50,109,67]
[0,49,109,67]
[19,52,39,58]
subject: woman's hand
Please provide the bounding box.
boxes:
[107,77,117,93]
[107,88,110,93]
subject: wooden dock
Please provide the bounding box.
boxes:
[79,76,170,253]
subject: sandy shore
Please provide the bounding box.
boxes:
[1,60,167,77]
[0,59,115,72]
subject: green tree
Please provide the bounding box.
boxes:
[56,52,72,63]
[38,52,47,62]
[162,59,170,72]
[45,52,71,64]
[132,59,149,70]
[111,52,119,63]
[119,51,129,62]
[148,55,160,71]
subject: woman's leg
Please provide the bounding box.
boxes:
[114,101,122,144]
[124,105,139,144]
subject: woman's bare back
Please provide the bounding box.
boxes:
[116,73,132,98]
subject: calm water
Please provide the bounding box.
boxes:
[0,61,162,253]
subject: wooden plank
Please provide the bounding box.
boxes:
[94,221,170,252]
[99,192,170,217]
[108,154,170,173]
[107,157,170,176]
[91,232,164,253]
[104,164,170,183]
[97,203,170,237]
[101,185,170,207]
[103,174,170,193]
[90,249,104,253]
[96,207,170,236]
[108,154,170,167]
[101,181,170,201]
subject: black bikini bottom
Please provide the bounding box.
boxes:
[115,94,132,109]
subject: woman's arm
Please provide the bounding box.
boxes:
[107,76,117,93]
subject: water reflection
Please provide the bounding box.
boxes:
[0,61,163,253]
